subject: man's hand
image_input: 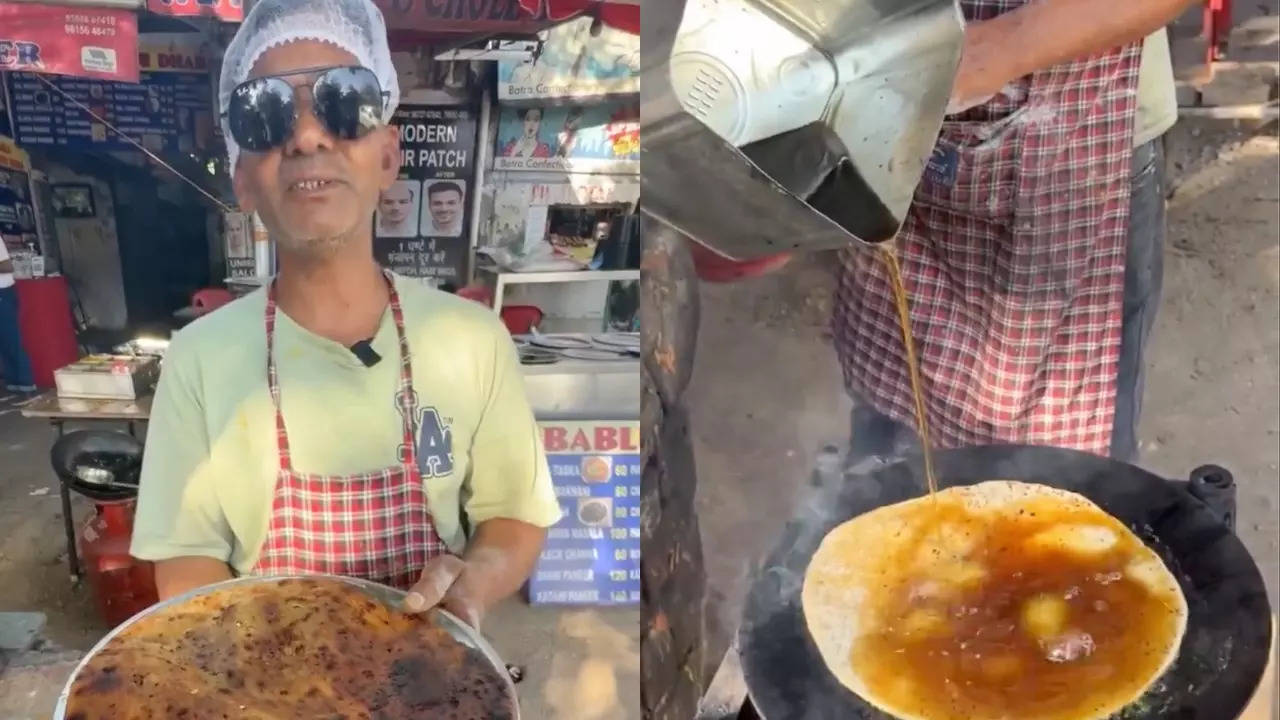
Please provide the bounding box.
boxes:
[404,554,485,628]
[947,27,1009,115]
[154,556,233,600]
[402,518,546,629]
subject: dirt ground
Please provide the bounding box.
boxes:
[0,399,639,719]
[689,116,1280,706]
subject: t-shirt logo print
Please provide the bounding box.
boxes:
[417,407,454,477]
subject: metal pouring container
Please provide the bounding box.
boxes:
[641,0,964,260]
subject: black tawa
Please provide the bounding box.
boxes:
[738,445,1272,720]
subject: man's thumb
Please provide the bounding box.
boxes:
[404,555,464,613]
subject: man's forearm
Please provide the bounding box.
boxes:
[154,556,233,600]
[952,0,1196,110]
[463,518,547,610]
[970,0,1195,83]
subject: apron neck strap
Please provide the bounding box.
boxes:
[265,270,419,472]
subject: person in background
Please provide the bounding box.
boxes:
[834,1,1189,467]
[131,0,560,629]
[0,241,36,394]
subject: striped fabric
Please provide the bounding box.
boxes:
[832,0,1143,456]
[254,272,447,590]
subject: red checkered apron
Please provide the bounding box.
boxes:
[833,1,1143,456]
[253,276,448,590]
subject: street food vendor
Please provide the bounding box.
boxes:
[130,0,561,629]
[833,0,1191,467]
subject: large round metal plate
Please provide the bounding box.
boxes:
[739,445,1272,720]
[54,574,519,719]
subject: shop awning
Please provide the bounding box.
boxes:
[518,0,639,34]
[0,3,141,82]
[377,0,639,39]
[144,0,242,22]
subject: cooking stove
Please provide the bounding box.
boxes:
[695,462,1265,720]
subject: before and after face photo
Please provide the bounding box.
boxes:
[0,0,1276,719]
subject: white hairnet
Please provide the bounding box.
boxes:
[219,0,400,169]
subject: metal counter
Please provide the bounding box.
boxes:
[521,359,639,420]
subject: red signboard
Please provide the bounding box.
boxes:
[146,0,244,23]
[518,0,639,34]
[375,0,547,35]
[0,4,139,83]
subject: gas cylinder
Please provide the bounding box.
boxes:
[79,499,158,628]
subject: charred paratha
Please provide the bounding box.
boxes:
[63,577,515,720]
[802,481,1188,720]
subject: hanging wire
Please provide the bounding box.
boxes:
[32,73,235,213]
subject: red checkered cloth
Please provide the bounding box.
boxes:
[254,273,448,590]
[833,2,1143,456]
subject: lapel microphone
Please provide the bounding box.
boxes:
[348,339,381,368]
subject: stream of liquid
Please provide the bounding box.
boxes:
[879,245,938,496]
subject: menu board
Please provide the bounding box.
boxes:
[528,420,641,606]
[4,71,213,155]
[374,104,478,287]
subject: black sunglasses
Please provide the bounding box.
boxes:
[223,65,389,153]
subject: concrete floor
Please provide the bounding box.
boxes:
[0,393,639,720]
[689,117,1280,701]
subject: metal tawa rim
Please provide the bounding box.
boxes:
[52,574,520,720]
[737,445,1273,720]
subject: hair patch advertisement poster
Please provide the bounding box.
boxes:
[493,102,639,175]
[375,104,478,287]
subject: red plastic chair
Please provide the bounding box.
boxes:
[191,288,234,316]
[500,305,543,335]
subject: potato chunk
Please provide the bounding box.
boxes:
[1021,593,1069,642]
[1024,524,1118,557]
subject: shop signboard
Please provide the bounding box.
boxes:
[223,211,256,279]
[375,0,547,35]
[138,33,215,75]
[4,71,213,156]
[4,32,213,155]
[374,104,479,287]
[528,420,641,606]
[0,4,140,83]
[518,0,640,34]
[493,101,638,174]
[0,135,34,239]
[497,17,639,102]
[147,0,244,23]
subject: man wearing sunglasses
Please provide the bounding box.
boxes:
[131,0,561,630]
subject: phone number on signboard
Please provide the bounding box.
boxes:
[66,24,119,36]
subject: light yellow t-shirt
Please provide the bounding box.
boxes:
[1135,28,1179,148]
[131,273,561,575]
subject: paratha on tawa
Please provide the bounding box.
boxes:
[802,481,1188,720]
[63,577,515,720]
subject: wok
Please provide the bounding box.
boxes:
[738,445,1272,719]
